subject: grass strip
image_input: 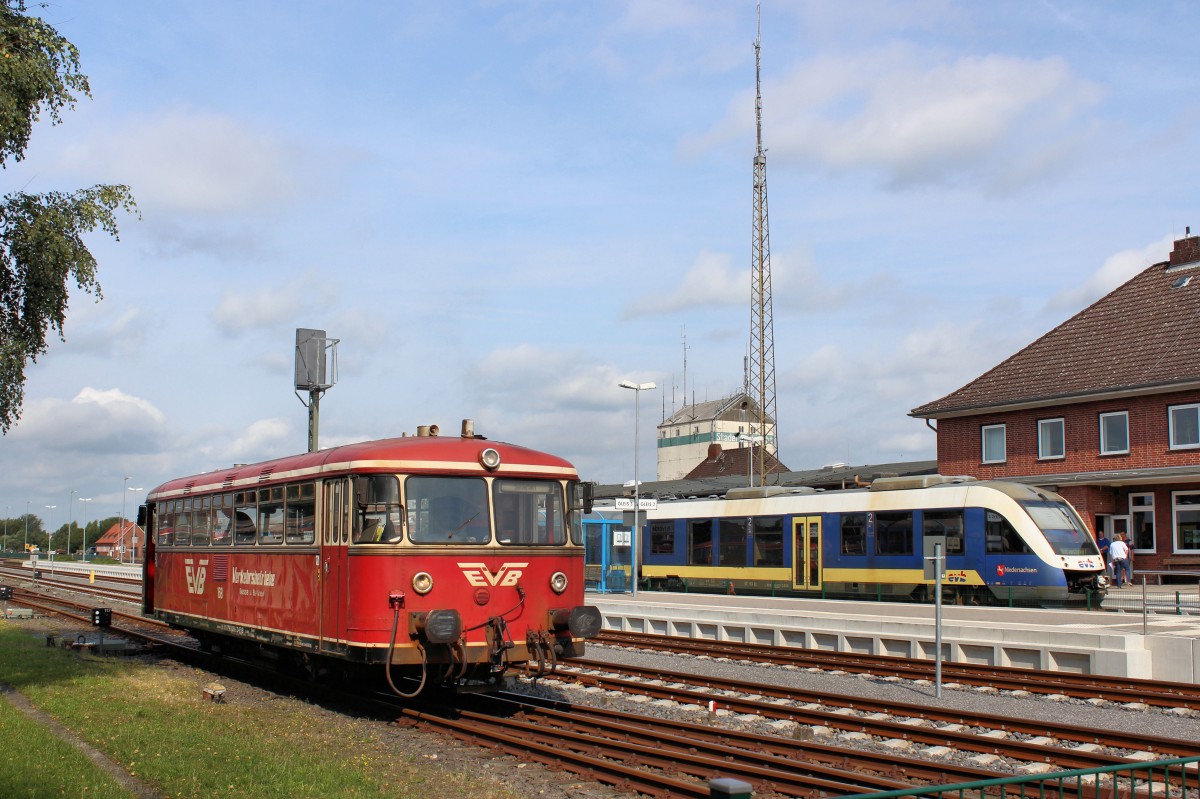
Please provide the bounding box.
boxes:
[0,624,527,799]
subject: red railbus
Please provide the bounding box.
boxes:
[140,421,601,693]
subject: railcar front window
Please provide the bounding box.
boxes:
[408,476,488,544]
[494,479,566,545]
[1021,500,1099,556]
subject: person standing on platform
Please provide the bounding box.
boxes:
[1095,530,1112,579]
[1109,533,1132,587]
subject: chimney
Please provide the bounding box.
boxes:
[707,442,723,461]
[1170,229,1200,267]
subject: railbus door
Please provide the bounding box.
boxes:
[319,478,350,654]
[791,516,822,591]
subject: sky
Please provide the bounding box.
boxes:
[2,0,1199,532]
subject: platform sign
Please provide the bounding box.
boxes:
[614,497,657,510]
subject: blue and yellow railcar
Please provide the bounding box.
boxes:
[638,476,1107,606]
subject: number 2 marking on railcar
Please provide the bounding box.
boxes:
[184,558,209,594]
[458,562,529,587]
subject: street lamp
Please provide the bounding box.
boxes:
[78,497,92,560]
[44,505,56,568]
[618,379,655,598]
[24,500,30,556]
[121,480,143,564]
[68,489,77,561]
[3,505,8,552]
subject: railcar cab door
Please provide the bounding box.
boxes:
[319,478,351,655]
[791,516,822,591]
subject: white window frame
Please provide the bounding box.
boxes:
[1129,492,1156,554]
[1037,418,1065,460]
[1099,411,1129,455]
[1171,490,1200,553]
[1169,403,1200,450]
[981,424,1006,464]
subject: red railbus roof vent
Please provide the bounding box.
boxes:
[258,466,274,482]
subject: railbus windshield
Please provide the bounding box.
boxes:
[1020,499,1100,556]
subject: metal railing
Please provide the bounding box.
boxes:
[832,756,1199,799]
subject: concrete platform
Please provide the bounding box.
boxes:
[589,590,1200,683]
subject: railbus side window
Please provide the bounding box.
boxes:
[687,519,713,566]
[174,499,191,545]
[494,479,566,545]
[353,474,403,544]
[875,511,914,555]
[211,494,233,546]
[649,520,676,555]
[985,511,1033,554]
[234,492,257,545]
[285,482,316,544]
[718,517,748,566]
[191,495,211,546]
[156,501,174,546]
[840,513,866,555]
[258,487,284,544]
[751,516,784,566]
[923,510,964,555]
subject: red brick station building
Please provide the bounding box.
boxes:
[911,233,1200,572]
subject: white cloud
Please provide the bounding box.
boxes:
[684,48,1104,191]
[57,109,301,215]
[227,418,294,463]
[212,272,333,337]
[1047,234,1174,312]
[624,249,744,317]
[10,388,166,453]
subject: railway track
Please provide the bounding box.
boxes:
[6,576,1195,797]
[595,629,1200,710]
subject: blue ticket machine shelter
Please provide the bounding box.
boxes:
[582,509,633,593]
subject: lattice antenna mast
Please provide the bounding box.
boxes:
[748,0,778,485]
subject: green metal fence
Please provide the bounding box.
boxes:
[832,756,1199,799]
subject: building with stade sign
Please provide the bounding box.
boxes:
[910,232,1200,574]
[656,392,778,481]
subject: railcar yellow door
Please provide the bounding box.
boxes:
[791,516,822,591]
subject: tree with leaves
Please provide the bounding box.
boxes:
[0,0,137,433]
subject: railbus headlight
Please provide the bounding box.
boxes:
[479,448,501,470]
[412,572,434,595]
[550,571,568,594]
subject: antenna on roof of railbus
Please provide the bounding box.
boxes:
[294,328,340,452]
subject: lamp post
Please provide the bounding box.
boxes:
[24,500,30,556]
[121,480,143,564]
[618,379,655,598]
[78,497,92,560]
[44,505,56,568]
[68,489,77,561]
[3,505,8,552]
